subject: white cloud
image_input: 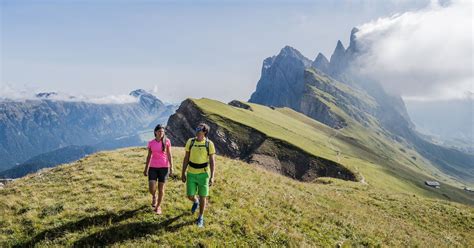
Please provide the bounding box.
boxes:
[353,0,473,101]
[0,84,138,104]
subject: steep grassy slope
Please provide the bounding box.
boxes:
[1,148,472,247]
[188,98,473,205]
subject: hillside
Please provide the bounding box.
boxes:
[0,145,97,179]
[0,130,155,179]
[166,98,473,205]
[0,147,472,247]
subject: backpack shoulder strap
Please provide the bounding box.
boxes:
[205,139,210,156]
[189,138,196,150]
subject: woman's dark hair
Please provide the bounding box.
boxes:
[154,124,167,151]
[198,123,210,137]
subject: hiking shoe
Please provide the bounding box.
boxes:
[155,206,162,215]
[196,216,204,227]
[191,201,199,214]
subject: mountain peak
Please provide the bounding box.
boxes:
[335,40,346,51]
[129,89,149,97]
[312,53,330,73]
[280,45,298,53]
[249,46,311,106]
[314,53,329,64]
[129,89,164,109]
[280,45,303,57]
[350,27,359,39]
[349,27,360,52]
[35,92,58,99]
[278,45,312,67]
[329,40,347,69]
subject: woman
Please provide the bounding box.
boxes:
[144,124,173,214]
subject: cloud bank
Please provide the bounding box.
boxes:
[354,0,473,101]
[0,84,139,104]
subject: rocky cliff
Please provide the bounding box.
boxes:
[166,99,357,182]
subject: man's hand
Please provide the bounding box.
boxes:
[181,173,186,183]
[209,177,214,186]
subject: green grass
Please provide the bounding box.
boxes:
[1,147,472,247]
[190,98,473,205]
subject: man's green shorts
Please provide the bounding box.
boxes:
[186,172,210,197]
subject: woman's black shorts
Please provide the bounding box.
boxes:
[148,167,169,183]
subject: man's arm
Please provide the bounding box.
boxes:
[209,153,215,186]
[181,151,190,182]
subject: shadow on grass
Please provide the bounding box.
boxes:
[14,205,148,248]
[72,213,194,246]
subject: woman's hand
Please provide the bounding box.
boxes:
[169,167,173,176]
[143,169,148,177]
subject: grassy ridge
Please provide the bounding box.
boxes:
[0,147,472,247]
[191,98,473,204]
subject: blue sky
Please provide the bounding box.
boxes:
[1,0,431,103]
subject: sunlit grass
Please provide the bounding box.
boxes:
[1,147,472,247]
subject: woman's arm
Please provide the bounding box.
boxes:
[167,145,173,175]
[144,148,152,176]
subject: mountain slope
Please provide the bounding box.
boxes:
[0,130,154,179]
[0,89,175,171]
[165,98,473,205]
[0,145,97,179]
[0,147,472,247]
[166,98,358,182]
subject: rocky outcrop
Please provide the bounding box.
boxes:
[249,138,356,181]
[228,100,253,111]
[299,91,347,129]
[166,99,357,182]
[165,99,266,158]
[249,46,352,129]
[249,46,311,109]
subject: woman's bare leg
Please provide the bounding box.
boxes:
[149,180,157,206]
[156,182,165,208]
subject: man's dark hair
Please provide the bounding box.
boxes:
[198,123,210,137]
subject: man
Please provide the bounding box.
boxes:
[181,123,216,227]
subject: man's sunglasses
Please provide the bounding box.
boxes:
[195,126,206,132]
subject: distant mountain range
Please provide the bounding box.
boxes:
[0,89,176,175]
